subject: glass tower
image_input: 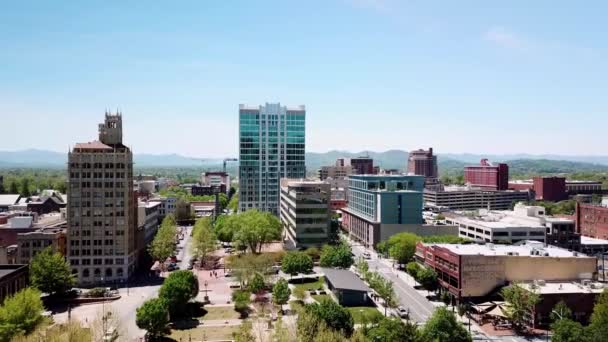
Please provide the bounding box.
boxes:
[239,103,306,215]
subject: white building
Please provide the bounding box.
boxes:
[201,172,230,193]
[138,201,161,244]
[445,204,574,244]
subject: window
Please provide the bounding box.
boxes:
[83,269,90,277]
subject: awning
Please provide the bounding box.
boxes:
[151,261,160,271]
[486,305,508,318]
[472,302,496,314]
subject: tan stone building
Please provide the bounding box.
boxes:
[17,228,66,264]
[416,240,597,299]
[67,113,137,285]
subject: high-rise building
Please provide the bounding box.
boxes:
[280,179,331,249]
[67,112,137,285]
[407,148,438,180]
[239,103,306,215]
[464,159,509,191]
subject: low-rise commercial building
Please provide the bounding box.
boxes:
[0,265,29,303]
[17,228,66,264]
[424,185,530,211]
[415,241,597,300]
[201,172,230,194]
[138,201,161,244]
[575,202,608,240]
[464,159,509,191]
[321,268,371,306]
[0,195,21,212]
[280,179,331,249]
[444,204,563,244]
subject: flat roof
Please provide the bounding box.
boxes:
[0,265,28,279]
[0,195,20,206]
[74,141,112,150]
[581,236,608,246]
[320,268,371,292]
[426,241,591,258]
[519,281,605,294]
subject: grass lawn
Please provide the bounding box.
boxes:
[347,306,384,324]
[292,276,324,291]
[289,300,305,313]
[170,326,239,341]
[311,294,332,303]
[198,306,241,321]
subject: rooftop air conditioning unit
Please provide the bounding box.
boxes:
[582,279,591,286]
[543,252,550,256]
[535,279,546,286]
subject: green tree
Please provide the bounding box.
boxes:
[422,307,472,342]
[148,215,178,264]
[232,210,282,253]
[227,253,273,288]
[587,289,608,342]
[8,181,18,195]
[0,288,44,341]
[375,277,397,316]
[417,267,439,293]
[387,233,421,264]
[304,247,321,261]
[248,272,265,294]
[366,317,421,342]
[550,301,573,322]
[293,287,307,302]
[319,243,354,269]
[158,270,199,318]
[281,251,313,277]
[232,290,251,317]
[500,283,540,330]
[354,257,369,278]
[20,178,31,197]
[305,299,354,337]
[272,279,291,312]
[174,199,193,222]
[29,247,75,296]
[233,320,255,342]
[550,318,586,342]
[135,298,169,339]
[296,309,322,342]
[406,261,421,278]
[375,240,389,256]
[191,217,216,262]
[227,194,238,212]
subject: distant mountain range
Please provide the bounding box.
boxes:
[2,149,608,176]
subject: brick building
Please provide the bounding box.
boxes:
[464,159,509,191]
[575,202,608,240]
[533,177,567,202]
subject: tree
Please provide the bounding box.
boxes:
[175,199,193,222]
[422,307,472,342]
[272,279,291,312]
[305,299,354,337]
[227,194,239,212]
[20,178,31,197]
[281,251,313,277]
[387,233,421,264]
[232,210,282,253]
[148,215,178,264]
[158,270,199,318]
[319,243,354,269]
[233,320,255,342]
[366,317,421,342]
[500,283,540,330]
[375,240,389,257]
[406,261,421,278]
[227,253,273,288]
[136,298,169,339]
[29,247,75,296]
[293,287,306,302]
[550,318,586,342]
[191,217,216,263]
[0,288,44,341]
[587,289,608,342]
[248,272,265,294]
[304,247,321,261]
[417,267,439,293]
[354,257,369,278]
[375,277,397,316]
[232,290,251,317]
[8,181,18,195]
[550,301,573,322]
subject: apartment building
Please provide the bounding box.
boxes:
[464,159,509,191]
[67,112,137,285]
[280,179,331,249]
[239,103,306,215]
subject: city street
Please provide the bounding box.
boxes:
[53,224,194,341]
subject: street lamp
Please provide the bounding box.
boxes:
[204,281,209,303]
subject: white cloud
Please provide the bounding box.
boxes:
[483,27,525,50]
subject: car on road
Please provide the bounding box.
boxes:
[396,306,410,319]
[362,252,371,259]
[187,264,194,270]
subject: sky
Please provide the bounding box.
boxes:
[1,0,607,158]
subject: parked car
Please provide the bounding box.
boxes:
[362,252,371,259]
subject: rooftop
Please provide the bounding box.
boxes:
[73,141,112,150]
[320,268,371,292]
[0,264,28,279]
[446,204,573,229]
[519,281,605,294]
[425,241,591,258]
[581,235,608,246]
[0,195,20,206]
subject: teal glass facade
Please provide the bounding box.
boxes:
[347,175,425,224]
[239,103,306,215]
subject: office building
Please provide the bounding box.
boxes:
[280,179,331,249]
[576,202,608,240]
[415,240,597,299]
[138,200,161,245]
[424,185,530,211]
[201,172,230,194]
[407,148,438,181]
[67,112,137,285]
[239,103,306,215]
[464,159,509,191]
[341,175,440,247]
[444,204,574,244]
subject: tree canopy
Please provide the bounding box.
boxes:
[421,307,471,342]
[387,233,421,264]
[148,215,178,263]
[158,270,199,318]
[215,209,281,253]
[319,243,354,269]
[365,317,421,342]
[0,288,44,341]
[191,217,216,262]
[29,247,75,296]
[500,283,540,330]
[281,251,313,276]
[301,299,354,338]
[272,279,291,310]
[136,298,169,339]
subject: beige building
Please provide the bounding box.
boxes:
[280,179,331,249]
[17,228,66,264]
[416,240,597,299]
[67,112,137,285]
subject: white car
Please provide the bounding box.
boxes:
[362,252,371,259]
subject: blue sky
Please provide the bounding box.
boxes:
[1,0,606,157]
